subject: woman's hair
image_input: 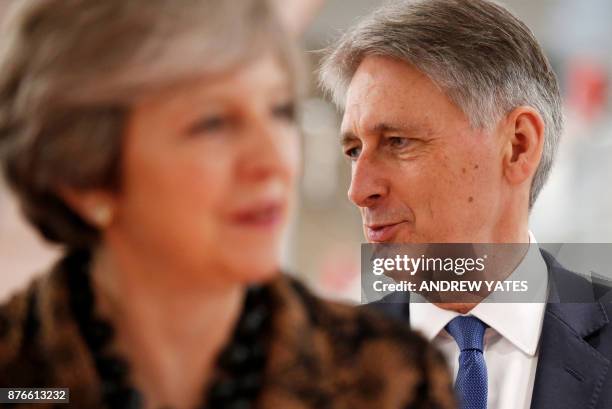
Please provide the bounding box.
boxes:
[0,0,299,248]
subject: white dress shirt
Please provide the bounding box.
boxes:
[410,233,548,409]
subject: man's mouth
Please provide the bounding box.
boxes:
[365,221,409,242]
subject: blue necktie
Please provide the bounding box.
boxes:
[445,316,488,409]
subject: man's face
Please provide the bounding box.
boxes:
[341,55,507,243]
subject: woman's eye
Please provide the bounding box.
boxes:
[272,101,296,121]
[187,115,230,136]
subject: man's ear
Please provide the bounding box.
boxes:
[501,106,545,186]
[58,186,117,229]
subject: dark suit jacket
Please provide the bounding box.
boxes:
[368,250,612,409]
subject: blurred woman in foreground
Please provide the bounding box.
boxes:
[0,0,454,408]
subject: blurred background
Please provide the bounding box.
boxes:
[2,0,612,302]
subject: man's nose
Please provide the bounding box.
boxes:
[348,155,388,208]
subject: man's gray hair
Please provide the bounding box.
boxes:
[319,0,563,209]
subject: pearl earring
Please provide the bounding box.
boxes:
[91,203,113,227]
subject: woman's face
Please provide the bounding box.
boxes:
[106,54,300,285]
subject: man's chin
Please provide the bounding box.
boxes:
[433,302,478,314]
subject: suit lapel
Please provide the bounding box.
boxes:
[369,250,612,409]
[529,303,610,409]
[530,252,611,409]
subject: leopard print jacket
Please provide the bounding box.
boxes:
[0,252,455,409]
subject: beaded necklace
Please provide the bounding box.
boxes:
[65,251,271,409]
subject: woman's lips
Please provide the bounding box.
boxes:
[230,202,284,230]
[365,221,409,242]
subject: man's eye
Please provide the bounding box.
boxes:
[344,146,362,159]
[388,136,412,149]
[187,116,230,136]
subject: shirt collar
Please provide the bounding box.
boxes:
[410,231,548,356]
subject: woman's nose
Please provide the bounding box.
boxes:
[238,117,298,182]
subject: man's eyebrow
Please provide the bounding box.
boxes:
[340,130,358,145]
[372,123,405,134]
[340,123,404,142]
[372,122,430,135]
[340,122,431,144]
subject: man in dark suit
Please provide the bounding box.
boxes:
[318,0,612,408]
